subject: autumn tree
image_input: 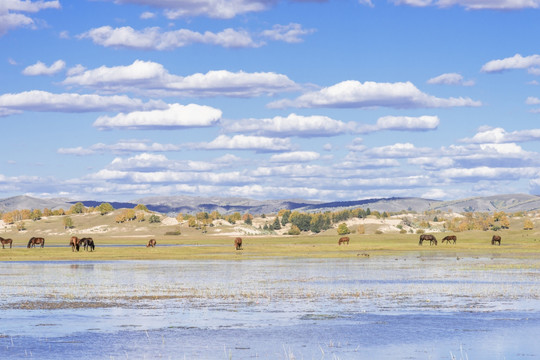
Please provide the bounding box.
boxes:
[31,209,42,221]
[98,202,114,215]
[70,202,86,214]
[337,223,351,235]
[524,219,534,230]
[63,216,74,229]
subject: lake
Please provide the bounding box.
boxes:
[0,255,539,359]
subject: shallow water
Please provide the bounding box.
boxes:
[0,256,538,359]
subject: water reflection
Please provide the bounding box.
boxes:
[0,257,538,359]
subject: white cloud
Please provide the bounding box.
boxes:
[0,90,165,113]
[58,139,184,155]
[394,0,540,9]
[22,60,65,76]
[79,25,260,49]
[198,135,294,152]
[105,0,274,19]
[260,23,315,43]
[93,103,222,130]
[140,11,156,19]
[461,126,540,143]
[268,80,481,109]
[63,60,298,97]
[0,1,61,36]
[481,54,540,73]
[223,113,356,137]
[364,142,433,158]
[427,72,474,86]
[360,115,439,133]
[270,151,320,163]
[526,96,540,105]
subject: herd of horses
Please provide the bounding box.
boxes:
[0,233,505,251]
[418,234,501,246]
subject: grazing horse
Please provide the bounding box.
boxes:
[27,237,45,248]
[419,234,437,246]
[234,237,243,250]
[1,237,13,249]
[338,236,350,245]
[69,236,81,252]
[491,235,501,246]
[80,237,95,251]
[147,239,157,247]
[442,235,457,244]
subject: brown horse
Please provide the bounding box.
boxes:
[234,237,243,250]
[442,235,457,244]
[27,237,45,248]
[338,236,350,245]
[147,239,157,247]
[1,237,13,249]
[491,235,501,245]
[69,236,81,252]
[419,234,437,246]
[80,237,95,251]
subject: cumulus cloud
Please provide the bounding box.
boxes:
[461,126,540,144]
[364,142,433,158]
[260,23,315,43]
[63,60,298,97]
[22,60,65,76]
[359,115,439,133]
[0,90,165,113]
[268,80,481,109]
[481,54,540,73]
[269,151,320,163]
[58,139,184,156]
[79,25,260,49]
[427,73,474,86]
[394,0,540,9]
[196,134,294,152]
[0,0,60,36]
[223,113,356,137]
[93,103,222,130]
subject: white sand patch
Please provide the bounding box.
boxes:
[70,225,109,234]
[161,217,178,226]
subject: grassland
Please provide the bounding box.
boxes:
[1,210,540,262]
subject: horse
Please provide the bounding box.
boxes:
[491,235,501,246]
[338,236,350,245]
[80,237,95,251]
[234,237,243,250]
[147,239,157,247]
[1,237,13,249]
[441,235,457,244]
[69,236,81,252]
[27,237,45,248]
[419,234,437,246]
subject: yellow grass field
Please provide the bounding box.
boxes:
[1,211,540,262]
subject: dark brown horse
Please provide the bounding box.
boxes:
[234,237,243,250]
[81,237,95,251]
[442,235,457,244]
[69,236,81,252]
[27,237,45,248]
[338,236,350,245]
[147,239,157,247]
[1,237,13,249]
[419,234,437,246]
[491,235,501,245]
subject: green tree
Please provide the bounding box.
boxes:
[281,210,291,226]
[30,209,42,221]
[63,216,74,229]
[290,212,312,232]
[337,223,350,235]
[272,217,281,230]
[149,214,161,223]
[98,202,114,215]
[70,202,86,214]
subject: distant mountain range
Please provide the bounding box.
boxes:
[1,194,540,215]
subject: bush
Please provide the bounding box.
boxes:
[149,214,161,223]
[288,225,301,235]
[416,229,424,234]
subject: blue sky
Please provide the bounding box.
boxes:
[2,0,540,202]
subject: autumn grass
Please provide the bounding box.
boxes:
[1,230,540,262]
